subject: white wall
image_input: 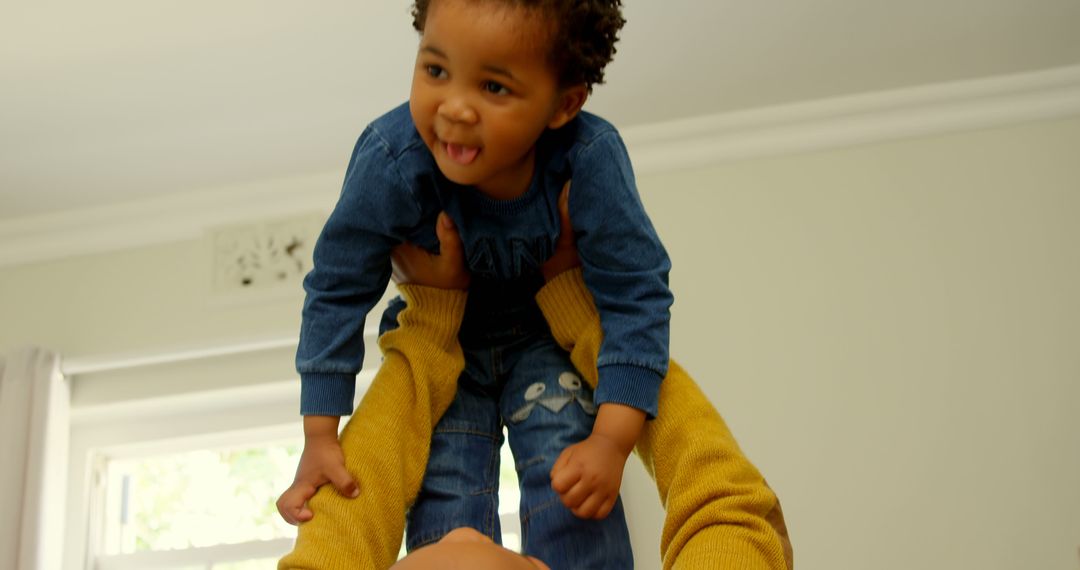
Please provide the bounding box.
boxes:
[0,238,303,368]
[2,116,1079,569]
[624,116,1080,569]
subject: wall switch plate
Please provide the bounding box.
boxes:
[210,214,324,296]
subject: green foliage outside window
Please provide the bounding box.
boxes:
[112,442,300,553]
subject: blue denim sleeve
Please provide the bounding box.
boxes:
[568,130,673,419]
[296,128,422,416]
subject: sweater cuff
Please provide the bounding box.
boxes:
[394,284,468,351]
[534,268,597,348]
[595,364,662,419]
[300,373,357,416]
[676,528,789,570]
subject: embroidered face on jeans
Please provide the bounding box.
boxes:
[508,371,596,423]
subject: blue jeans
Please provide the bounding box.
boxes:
[381,294,634,569]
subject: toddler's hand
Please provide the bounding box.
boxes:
[549,432,629,520]
[276,436,358,525]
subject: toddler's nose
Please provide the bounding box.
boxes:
[439,96,478,124]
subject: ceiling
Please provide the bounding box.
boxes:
[2,0,1079,221]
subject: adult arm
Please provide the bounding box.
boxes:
[537,269,793,570]
[279,283,467,570]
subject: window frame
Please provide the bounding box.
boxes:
[94,538,296,570]
[62,326,525,569]
[66,379,315,570]
[60,325,388,570]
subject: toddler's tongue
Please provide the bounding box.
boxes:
[446,143,479,165]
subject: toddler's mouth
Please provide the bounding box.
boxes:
[445,142,480,166]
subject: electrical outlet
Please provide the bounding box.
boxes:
[210,214,323,294]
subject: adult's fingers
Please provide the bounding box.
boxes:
[556,181,573,246]
[435,212,464,262]
[541,181,580,281]
[390,241,426,285]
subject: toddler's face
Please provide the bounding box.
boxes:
[409,0,585,200]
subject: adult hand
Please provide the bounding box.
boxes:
[540,181,580,282]
[391,212,470,289]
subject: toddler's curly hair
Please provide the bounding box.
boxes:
[411,0,625,91]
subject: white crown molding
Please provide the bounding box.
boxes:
[0,171,342,269]
[621,64,1080,174]
[3,65,1079,269]
[61,325,379,376]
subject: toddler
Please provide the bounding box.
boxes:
[279,0,671,566]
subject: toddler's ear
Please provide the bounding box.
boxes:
[548,84,589,129]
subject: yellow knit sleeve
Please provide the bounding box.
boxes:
[534,268,603,385]
[278,284,467,570]
[536,269,792,570]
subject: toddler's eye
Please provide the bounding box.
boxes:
[484,81,510,96]
[426,65,448,80]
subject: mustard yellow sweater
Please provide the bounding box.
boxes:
[537,270,792,570]
[280,272,792,569]
[279,284,468,570]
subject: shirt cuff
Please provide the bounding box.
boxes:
[595,364,663,419]
[298,285,466,416]
[300,373,357,416]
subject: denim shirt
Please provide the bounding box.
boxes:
[297,102,672,417]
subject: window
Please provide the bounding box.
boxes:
[64,369,311,570]
[88,433,524,569]
[498,429,523,552]
[65,339,526,569]
[94,438,300,570]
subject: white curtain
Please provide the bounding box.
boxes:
[0,347,70,570]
